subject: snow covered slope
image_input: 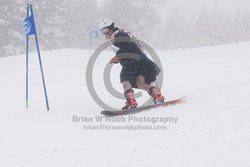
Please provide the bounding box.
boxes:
[0,42,250,167]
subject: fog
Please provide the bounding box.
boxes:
[1,0,250,57]
[96,0,250,14]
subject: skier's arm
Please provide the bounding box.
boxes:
[113,32,142,61]
[113,32,133,52]
[109,56,119,64]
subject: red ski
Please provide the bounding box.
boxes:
[101,96,186,116]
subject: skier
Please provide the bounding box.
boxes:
[99,19,165,110]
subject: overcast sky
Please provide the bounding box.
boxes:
[95,0,250,14]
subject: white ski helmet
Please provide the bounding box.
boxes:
[99,19,114,30]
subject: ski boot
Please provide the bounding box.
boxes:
[148,86,165,104]
[122,89,138,110]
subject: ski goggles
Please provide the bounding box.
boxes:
[101,27,109,35]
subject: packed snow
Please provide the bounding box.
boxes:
[0,42,250,167]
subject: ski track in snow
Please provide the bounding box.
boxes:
[0,42,250,167]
